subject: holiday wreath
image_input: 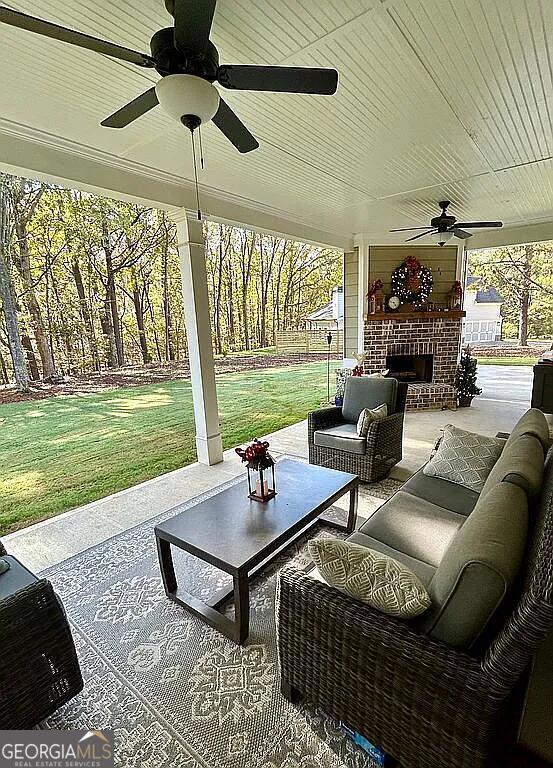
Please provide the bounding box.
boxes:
[390,255,433,304]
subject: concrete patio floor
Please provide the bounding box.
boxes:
[5,389,536,573]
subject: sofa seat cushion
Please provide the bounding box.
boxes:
[359,491,465,568]
[506,408,550,454]
[402,469,479,517]
[314,423,366,455]
[480,434,545,499]
[342,376,398,423]
[422,482,528,650]
[347,530,436,586]
[308,537,431,618]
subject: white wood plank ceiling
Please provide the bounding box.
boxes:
[1,0,552,244]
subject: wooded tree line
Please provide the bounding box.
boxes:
[469,242,553,345]
[0,174,341,389]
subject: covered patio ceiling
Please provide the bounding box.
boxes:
[1,0,553,249]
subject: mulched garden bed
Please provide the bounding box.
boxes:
[0,353,330,405]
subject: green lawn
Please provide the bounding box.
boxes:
[0,361,338,536]
[476,357,537,366]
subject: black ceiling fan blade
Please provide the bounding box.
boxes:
[212,98,259,153]
[217,64,338,94]
[390,227,432,232]
[0,6,155,67]
[451,228,473,240]
[405,230,435,242]
[453,221,503,228]
[173,0,217,57]
[101,88,159,128]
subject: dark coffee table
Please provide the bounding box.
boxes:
[154,458,358,644]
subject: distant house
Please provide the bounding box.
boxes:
[462,275,503,343]
[305,286,344,330]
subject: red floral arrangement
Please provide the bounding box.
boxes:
[235,439,274,470]
[367,279,384,298]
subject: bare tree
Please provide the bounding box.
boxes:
[0,176,30,391]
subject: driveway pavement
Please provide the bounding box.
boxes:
[477,364,534,403]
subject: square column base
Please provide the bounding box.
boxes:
[196,432,223,465]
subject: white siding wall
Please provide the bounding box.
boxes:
[343,250,359,360]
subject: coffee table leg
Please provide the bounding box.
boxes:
[233,571,250,644]
[346,484,358,534]
[157,536,177,595]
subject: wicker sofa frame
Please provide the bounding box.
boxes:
[308,381,408,483]
[278,449,553,768]
[0,539,83,728]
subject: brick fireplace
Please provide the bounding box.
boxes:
[363,311,464,410]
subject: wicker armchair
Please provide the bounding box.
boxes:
[0,540,83,728]
[278,449,553,768]
[308,378,408,482]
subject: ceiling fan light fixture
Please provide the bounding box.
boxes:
[155,74,220,124]
[430,230,454,247]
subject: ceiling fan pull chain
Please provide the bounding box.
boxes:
[198,124,205,170]
[190,129,202,220]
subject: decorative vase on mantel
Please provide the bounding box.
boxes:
[235,439,276,502]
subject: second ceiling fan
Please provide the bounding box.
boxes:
[390,201,503,246]
[0,0,339,153]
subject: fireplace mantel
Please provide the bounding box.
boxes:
[365,310,465,322]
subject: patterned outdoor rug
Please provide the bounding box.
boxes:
[41,462,402,768]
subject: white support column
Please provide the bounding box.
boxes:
[171,210,223,465]
[355,236,370,353]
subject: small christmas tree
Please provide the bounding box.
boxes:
[455,345,482,407]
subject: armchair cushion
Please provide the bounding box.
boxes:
[342,376,398,423]
[314,423,366,455]
[308,538,431,618]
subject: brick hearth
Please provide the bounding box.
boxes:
[363,313,463,411]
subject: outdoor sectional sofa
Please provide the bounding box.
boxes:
[278,408,553,768]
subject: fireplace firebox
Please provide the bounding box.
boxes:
[386,354,433,384]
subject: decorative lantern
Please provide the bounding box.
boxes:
[235,439,276,503]
[367,279,384,315]
[448,280,463,310]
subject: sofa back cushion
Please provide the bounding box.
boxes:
[342,377,398,424]
[506,408,550,454]
[480,434,544,500]
[482,448,553,683]
[423,482,528,650]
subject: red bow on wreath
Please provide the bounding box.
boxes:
[404,255,421,272]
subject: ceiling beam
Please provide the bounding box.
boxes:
[0,130,351,251]
[468,221,553,250]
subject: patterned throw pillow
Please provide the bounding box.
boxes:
[356,403,388,437]
[308,538,431,618]
[423,424,505,492]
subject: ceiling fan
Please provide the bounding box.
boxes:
[0,1,339,154]
[390,201,503,246]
